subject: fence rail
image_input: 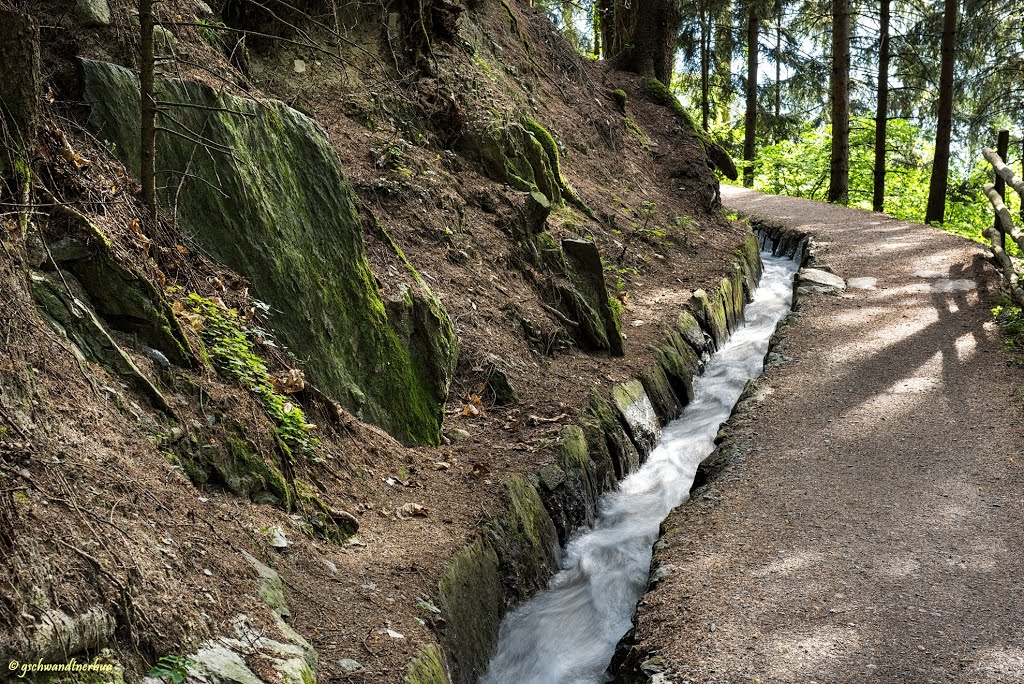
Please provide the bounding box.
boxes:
[982,138,1024,307]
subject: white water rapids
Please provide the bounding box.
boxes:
[480,253,798,684]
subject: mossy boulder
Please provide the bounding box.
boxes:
[653,331,702,406]
[562,239,624,355]
[488,475,560,600]
[728,264,746,329]
[674,311,712,358]
[405,645,449,684]
[691,288,728,350]
[241,550,289,618]
[611,380,661,459]
[437,538,503,684]
[580,415,617,495]
[77,0,111,26]
[63,250,192,366]
[196,433,291,508]
[521,118,594,218]
[80,59,454,445]
[588,392,641,479]
[471,122,561,205]
[538,425,601,544]
[638,363,681,425]
[717,275,738,334]
[29,270,170,413]
[737,232,763,297]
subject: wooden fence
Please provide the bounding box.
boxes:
[982,132,1024,307]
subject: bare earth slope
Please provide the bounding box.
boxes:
[629,186,1024,683]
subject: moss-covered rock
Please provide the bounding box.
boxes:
[611,380,661,459]
[638,363,681,425]
[521,117,594,218]
[489,475,560,600]
[653,331,702,406]
[691,288,728,350]
[612,89,628,111]
[29,270,171,413]
[80,59,453,446]
[643,78,737,181]
[241,550,289,618]
[729,264,746,329]
[198,433,291,508]
[562,239,624,356]
[588,392,641,479]
[674,311,712,358]
[580,415,617,495]
[717,275,738,334]
[471,122,561,205]
[64,251,192,366]
[737,232,763,298]
[437,538,503,684]
[538,425,601,544]
[405,645,449,684]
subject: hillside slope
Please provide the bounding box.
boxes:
[0,1,752,681]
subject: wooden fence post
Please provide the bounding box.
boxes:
[995,129,1009,251]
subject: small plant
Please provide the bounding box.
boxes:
[617,200,660,264]
[195,18,227,50]
[148,656,195,684]
[182,294,317,459]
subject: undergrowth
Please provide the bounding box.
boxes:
[180,293,318,459]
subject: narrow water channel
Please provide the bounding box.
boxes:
[480,253,798,684]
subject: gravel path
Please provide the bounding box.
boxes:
[627,187,1024,684]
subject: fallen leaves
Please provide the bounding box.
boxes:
[459,393,485,418]
[396,502,427,519]
[271,368,306,394]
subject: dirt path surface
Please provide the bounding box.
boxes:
[628,187,1024,684]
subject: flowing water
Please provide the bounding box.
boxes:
[480,253,798,684]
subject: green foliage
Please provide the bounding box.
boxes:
[195,18,227,50]
[992,304,1024,352]
[743,116,1020,252]
[184,294,317,458]
[147,656,195,684]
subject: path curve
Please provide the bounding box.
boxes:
[627,187,1024,684]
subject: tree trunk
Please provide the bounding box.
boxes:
[700,0,710,129]
[925,0,958,224]
[713,3,734,112]
[612,0,682,83]
[593,3,601,57]
[773,0,781,143]
[0,9,39,241]
[743,1,758,187]
[872,0,890,212]
[0,10,40,180]
[140,0,157,223]
[827,0,850,204]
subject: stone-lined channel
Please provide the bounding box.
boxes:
[479,253,798,684]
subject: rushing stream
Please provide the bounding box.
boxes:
[480,253,798,684]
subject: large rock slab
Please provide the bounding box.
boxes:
[797,267,846,293]
[80,59,455,445]
[611,380,661,458]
